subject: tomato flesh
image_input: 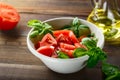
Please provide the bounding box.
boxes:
[37,46,54,57]
[60,48,74,58]
[59,43,75,58]
[60,43,75,50]
[69,31,79,43]
[40,33,57,47]
[0,2,20,30]
[53,30,70,37]
[53,30,79,44]
[56,34,72,44]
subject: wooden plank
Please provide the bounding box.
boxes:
[0,63,103,80]
[1,0,92,15]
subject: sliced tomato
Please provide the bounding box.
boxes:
[74,43,88,50]
[37,46,54,57]
[0,2,20,30]
[53,30,70,37]
[56,34,72,44]
[60,43,75,50]
[59,43,75,58]
[74,43,81,48]
[53,30,79,44]
[69,31,79,43]
[40,33,57,47]
[60,48,74,58]
[67,50,74,58]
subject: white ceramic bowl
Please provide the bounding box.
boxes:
[27,17,104,74]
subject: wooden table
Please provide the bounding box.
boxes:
[0,0,120,80]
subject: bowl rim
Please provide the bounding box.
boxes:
[27,17,104,61]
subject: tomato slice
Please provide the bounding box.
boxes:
[56,34,72,44]
[67,50,74,58]
[53,30,70,37]
[60,48,74,58]
[69,31,79,43]
[53,30,79,44]
[60,43,75,50]
[0,2,20,30]
[40,33,57,47]
[59,43,75,58]
[74,43,88,50]
[37,46,54,57]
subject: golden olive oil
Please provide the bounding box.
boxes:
[87,1,120,45]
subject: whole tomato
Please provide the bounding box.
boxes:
[0,2,20,30]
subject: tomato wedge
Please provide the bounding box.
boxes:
[0,2,20,30]
[69,31,79,43]
[53,30,70,37]
[37,46,54,57]
[60,43,75,50]
[53,30,79,44]
[40,33,57,47]
[60,48,74,58]
[56,34,72,44]
[59,43,75,58]
[74,43,88,50]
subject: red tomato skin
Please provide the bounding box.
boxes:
[60,43,75,58]
[40,33,57,47]
[53,30,70,37]
[0,19,19,30]
[37,46,55,57]
[60,48,74,58]
[0,2,20,30]
[56,34,72,44]
[60,43,75,50]
[74,43,88,50]
[69,31,79,43]
[53,30,79,44]
[67,50,74,58]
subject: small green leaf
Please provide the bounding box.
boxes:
[82,37,97,49]
[57,51,69,59]
[102,62,120,77]
[43,23,52,29]
[30,30,39,38]
[27,20,42,28]
[72,17,81,26]
[73,48,87,58]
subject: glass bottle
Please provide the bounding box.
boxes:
[87,0,120,45]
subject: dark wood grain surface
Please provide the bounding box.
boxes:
[0,0,120,80]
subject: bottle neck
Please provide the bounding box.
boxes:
[107,0,118,10]
[106,0,120,20]
[94,0,118,10]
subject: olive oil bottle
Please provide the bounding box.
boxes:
[87,0,120,45]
